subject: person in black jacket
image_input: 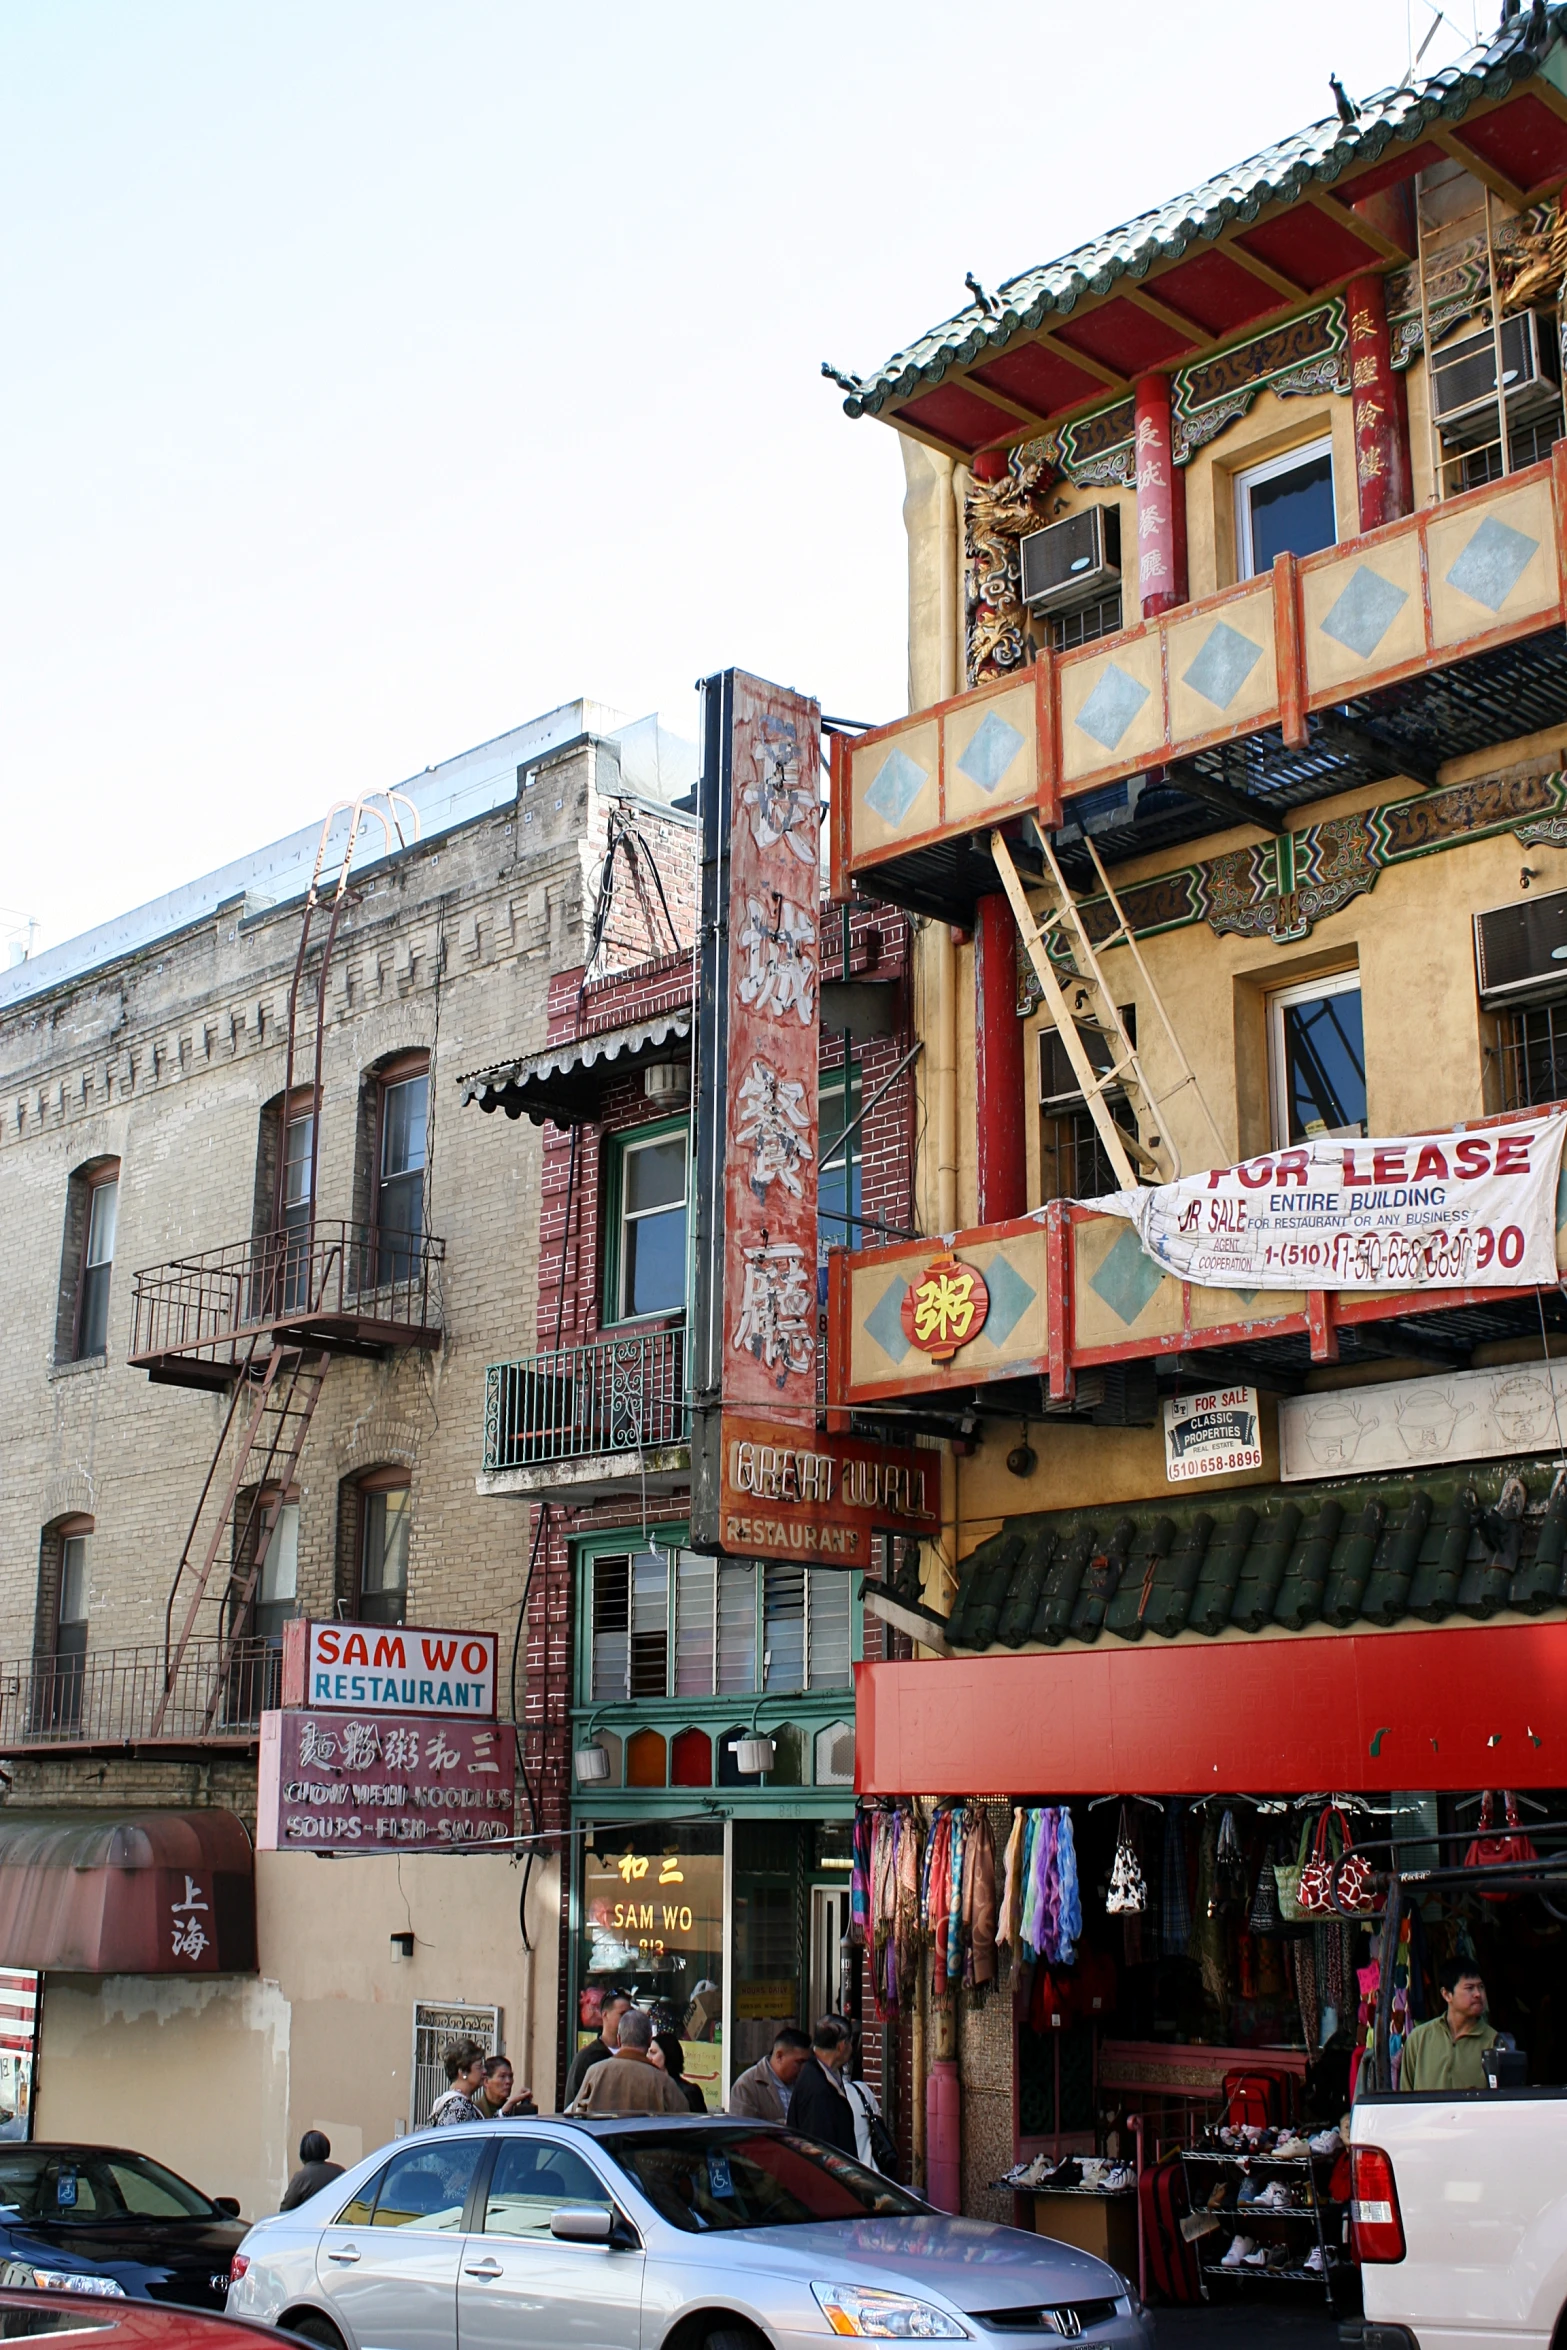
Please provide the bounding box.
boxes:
[786,2018,857,2158]
[279,2131,344,2212]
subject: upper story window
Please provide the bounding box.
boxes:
[347,1471,411,1626]
[1038,1012,1136,1201]
[1268,972,1366,1145]
[587,1545,852,1702]
[1498,1000,1567,1112]
[376,1062,429,1284]
[255,1502,299,1640]
[72,1167,120,1360]
[609,1123,688,1321]
[1235,436,1336,577]
[283,1114,314,1240]
[819,1076,862,1252]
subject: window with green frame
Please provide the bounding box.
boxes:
[818,1074,861,1255]
[603,1117,689,1323]
[585,1543,853,1703]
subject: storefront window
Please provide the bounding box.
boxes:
[580,1824,724,2108]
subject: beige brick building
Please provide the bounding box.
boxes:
[0,699,698,2217]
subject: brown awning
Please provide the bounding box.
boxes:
[0,1810,255,1975]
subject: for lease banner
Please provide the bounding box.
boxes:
[1097,1116,1567,1292]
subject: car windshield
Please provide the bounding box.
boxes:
[0,2153,216,2222]
[599,2129,924,2232]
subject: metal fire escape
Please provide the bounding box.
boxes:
[150,790,421,1733]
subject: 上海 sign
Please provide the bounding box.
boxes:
[717,1414,939,1564]
[257,1710,516,1853]
[1163,1387,1263,1483]
[1101,1116,1567,1292]
[281,1620,497,1717]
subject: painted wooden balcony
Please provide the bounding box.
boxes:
[830,455,1567,920]
[825,1119,1567,1415]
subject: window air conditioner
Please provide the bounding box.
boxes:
[1474,886,1567,1008]
[1020,505,1122,618]
[1431,311,1562,447]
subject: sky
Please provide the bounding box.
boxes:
[1,0,1485,960]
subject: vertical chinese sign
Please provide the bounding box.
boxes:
[692,672,822,1548]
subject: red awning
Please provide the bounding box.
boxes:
[0,1811,255,1974]
[854,1619,1567,1798]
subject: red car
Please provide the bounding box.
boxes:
[0,2293,301,2350]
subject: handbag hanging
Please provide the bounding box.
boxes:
[1106,1805,1148,1915]
[1465,1791,1538,1899]
[1209,1807,1247,1916]
[1298,1805,1379,1917]
[1248,1841,1283,1935]
[1276,1814,1313,1923]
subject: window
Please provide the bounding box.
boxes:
[1235,436,1336,577]
[354,1475,410,1626]
[1038,1012,1137,1201]
[482,2138,611,2238]
[611,1124,688,1320]
[41,1521,91,1734]
[587,1546,852,1700]
[376,1064,429,1285]
[819,1077,862,1253]
[1269,972,1366,1145]
[1498,1000,1567,1111]
[358,2139,484,2232]
[282,1114,314,1240]
[255,1502,299,1640]
[75,1170,118,1359]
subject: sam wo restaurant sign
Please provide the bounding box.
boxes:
[281,1620,497,1716]
[257,1710,516,1853]
[718,1415,939,1562]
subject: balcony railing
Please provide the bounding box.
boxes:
[0,1639,282,1753]
[483,1327,688,1473]
[130,1219,445,1377]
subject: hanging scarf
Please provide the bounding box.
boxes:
[946,1807,966,1990]
[1054,1806,1082,1965]
[963,1807,998,1986]
[851,1807,872,1946]
[998,1807,1025,1951]
[1161,1799,1192,1955]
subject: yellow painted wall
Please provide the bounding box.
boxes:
[35,1850,560,2222]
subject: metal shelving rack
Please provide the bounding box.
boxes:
[1179,2146,1345,2310]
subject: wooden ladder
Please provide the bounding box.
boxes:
[990,828,1226,1190]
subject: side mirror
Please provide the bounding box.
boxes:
[212,2198,242,2219]
[549,2205,613,2244]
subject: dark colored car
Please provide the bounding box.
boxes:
[0,2148,245,2310]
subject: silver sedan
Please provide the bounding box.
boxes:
[226,2117,1148,2349]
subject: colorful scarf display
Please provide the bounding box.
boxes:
[998,1804,1081,1966]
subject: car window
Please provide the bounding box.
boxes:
[482,2140,613,2240]
[44,2163,104,2219]
[0,2156,49,2218]
[368,2141,484,2232]
[102,2159,213,2219]
[600,2130,923,2233]
[333,2166,385,2229]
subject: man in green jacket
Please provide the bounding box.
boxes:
[1400,1958,1499,2092]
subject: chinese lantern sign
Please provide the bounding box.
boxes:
[902,1252,991,1361]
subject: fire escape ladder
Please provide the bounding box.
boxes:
[1416,168,1513,503]
[152,1344,332,1736]
[990,828,1189,1189]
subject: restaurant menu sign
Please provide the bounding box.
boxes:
[1099,1117,1566,1291]
[717,1415,940,1563]
[257,1710,516,1853]
[1163,1386,1263,1483]
[282,1620,497,1717]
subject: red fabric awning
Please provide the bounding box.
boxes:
[0,1811,255,1974]
[854,1620,1567,1798]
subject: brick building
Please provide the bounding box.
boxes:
[0,700,696,2213]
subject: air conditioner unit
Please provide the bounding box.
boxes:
[1474,886,1567,1008]
[1431,310,1562,447]
[1020,505,1122,618]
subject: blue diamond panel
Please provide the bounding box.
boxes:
[862,1275,911,1366]
[863,746,930,827]
[1445,514,1540,614]
[1074,663,1151,754]
[1182,620,1264,713]
[977,1251,1037,1351]
[1319,565,1409,660]
[1088,1227,1168,1328]
[955,709,1026,793]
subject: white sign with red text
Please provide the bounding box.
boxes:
[1097,1116,1567,1292]
[299,1621,497,1717]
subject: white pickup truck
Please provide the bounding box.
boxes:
[1350,2090,1567,2350]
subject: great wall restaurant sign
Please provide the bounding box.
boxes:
[717,1414,938,1564]
[282,1620,497,1717]
[1100,1117,1567,1292]
[257,1709,516,1853]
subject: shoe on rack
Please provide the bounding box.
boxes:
[1237,2177,1261,2205]
[1265,2244,1294,2269]
[1309,2126,1343,2155]
[1206,2179,1231,2211]
[1102,2165,1133,2192]
[1274,2133,1310,2158]
[1243,2245,1271,2267]
[1221,2235,1257,2269]
[1302,2244,1325,2274]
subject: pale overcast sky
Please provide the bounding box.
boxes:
[3,0,1478,958]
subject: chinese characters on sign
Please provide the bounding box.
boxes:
[169,1874,212,1965]
[1162,1387,1263,1483]
[256,1711,516,1853]
[902,1252,991,1361]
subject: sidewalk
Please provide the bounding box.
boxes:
[1150,2304,1348,2345]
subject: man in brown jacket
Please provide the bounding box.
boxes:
[570,2009,692,2117]
[727,2028,811,2123]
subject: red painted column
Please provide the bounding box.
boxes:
[1346,272,1412,533]
[975,891,1027,1226]
[926,2058,962,2212]
[1134,373,1188,619]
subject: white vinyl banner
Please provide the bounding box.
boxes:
[1096,1116,1567,1292]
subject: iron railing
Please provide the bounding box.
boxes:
[484,1326,688,1472]
[130,1219,445,1367]
[0,1638,283,1751]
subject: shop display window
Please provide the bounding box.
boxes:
[580,1824,725,2108]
